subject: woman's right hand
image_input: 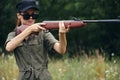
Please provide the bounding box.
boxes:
[28,23,46,33]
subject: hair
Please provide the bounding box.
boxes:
[16,17,21,27]
[13,13,21,32]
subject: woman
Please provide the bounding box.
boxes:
[5,0,69,80]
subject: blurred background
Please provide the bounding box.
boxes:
[0,0,120,80]
[0,0,120,60]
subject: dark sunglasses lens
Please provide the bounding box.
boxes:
[23,13,31,20]
[22,13,39,20]
[32,14,39,19]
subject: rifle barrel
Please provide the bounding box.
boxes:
[82,19,120,23]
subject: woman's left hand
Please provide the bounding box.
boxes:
[59,21,69,33]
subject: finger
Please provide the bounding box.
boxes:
[38,26,46,30]
[59,21,61,28]
[37,23,46,26]
[36,23,46,30]
[66,28,70,32]
[66,24,70,29]
[61,21,64,27]
[59,21,66,29]
[66,25,70,32]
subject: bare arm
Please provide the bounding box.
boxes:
[53,21,69,54]
[6,23,46,52]
[6,27,31,52]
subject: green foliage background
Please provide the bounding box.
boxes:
[0,0,120,58]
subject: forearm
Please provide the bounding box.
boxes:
[53,21,69,54]
[6,28,31,52]
[57,33,67,54]
[59,32,67,52]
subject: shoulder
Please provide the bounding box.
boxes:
[7,31,16,37]
[8,31,16,35]
[43,30,53,36]
[38,30,53,37]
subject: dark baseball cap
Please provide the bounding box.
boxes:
[16,0,39,12]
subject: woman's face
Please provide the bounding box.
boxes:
[18,9,39,26]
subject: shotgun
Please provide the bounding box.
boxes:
[16,18,120,34]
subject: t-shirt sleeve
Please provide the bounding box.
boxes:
[5,32,16,45]
[43,31,58,51]
[4,32,16,52]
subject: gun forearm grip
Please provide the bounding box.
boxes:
[42,20,85,29]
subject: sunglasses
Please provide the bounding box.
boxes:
[21,13,39,20]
